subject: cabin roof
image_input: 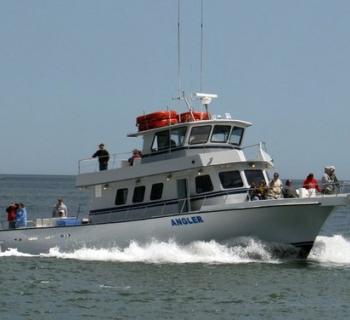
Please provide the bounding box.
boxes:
[127,119,252,138]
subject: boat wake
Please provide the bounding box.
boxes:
[1,236,350,265]
[42,238,280,264]
[309,235,350,265]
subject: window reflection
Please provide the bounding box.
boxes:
[170,127,187,148]
[211,125,231,143]
[189,126,211,145]
[229,127,244,145]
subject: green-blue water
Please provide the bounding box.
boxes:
[0,175,350,320]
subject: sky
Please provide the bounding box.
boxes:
[1,0,350,179]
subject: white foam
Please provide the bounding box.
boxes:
[309,235,350,265]
[4,236,349,265]
[42,238,279,264]
[0,248,36,257]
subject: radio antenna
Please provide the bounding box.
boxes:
[200,0,204,91]
[177,0,182,100]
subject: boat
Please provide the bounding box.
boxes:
[0,93,349,257]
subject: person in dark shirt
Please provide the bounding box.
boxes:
[283,179,298,198]
[128,149,142,166]
[92,143,110,171]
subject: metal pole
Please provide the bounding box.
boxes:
[200,0,204,91]
[177,0,181,99]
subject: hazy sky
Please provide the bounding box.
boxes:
[1,1,349,179]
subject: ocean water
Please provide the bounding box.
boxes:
[0,175,350,320]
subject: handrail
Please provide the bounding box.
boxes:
[0,183,349,231]
[78,142,270,174]
[78,151,131,174]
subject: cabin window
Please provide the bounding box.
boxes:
[115,188,128,205]
[152,130,170,151]
[170,127,187,148]
[150,183,164,200]
[219,171,243,189]
[189,126,211,145]
[132,186,146,203]
[244,170,265,187]
[195,175,214,193]
[229,127,244,145]
[211,125,231,143]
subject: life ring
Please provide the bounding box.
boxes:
[180,111,210,122]
[137,110,178,124]
[138,118,178,131]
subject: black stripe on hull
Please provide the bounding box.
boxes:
[89,189,249,215]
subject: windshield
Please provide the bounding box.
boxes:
[229,127,244,145]
[189,126,211,145]
[211,125,231,143]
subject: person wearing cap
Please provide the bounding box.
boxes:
[283,180,298,198]
[52,198,68,217]
[92,143,110,171]
[322,166,340,194]
[266,172,283,199]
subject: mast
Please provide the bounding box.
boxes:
[200,0,204,92]
[177,0,181,99]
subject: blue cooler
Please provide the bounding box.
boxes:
[56,218,81,227]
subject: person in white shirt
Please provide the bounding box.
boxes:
[52,198,68,217]
[266,172,283,199]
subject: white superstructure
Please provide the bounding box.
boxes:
[1,101,349,257]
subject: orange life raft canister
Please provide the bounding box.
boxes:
[180,111,210,122]
[137,110,179,131]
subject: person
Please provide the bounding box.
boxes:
[303,173,321,193]
[16,203,27,228]
[52,198,68,217]
[266,172,283,199]
[92,143,110,171]
[247,182,260,201]
[321,166,340,194]
[258,180,268,200]
[329,166,340,193]
[6,203,17,229]
[283,179,298,198]
[128,149,142,166]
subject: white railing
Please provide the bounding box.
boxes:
[241,142,273,164]
[1,183,349,231]
[78,152,131,174]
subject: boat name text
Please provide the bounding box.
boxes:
[171,216,204,226]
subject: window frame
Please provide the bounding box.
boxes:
[115,188,128,205]
[229,126,244,146]
[132,186,146,203]
[150,183,164,201]
[244,170,266,187]
[189,125,212,145]
[195,174,214,194]
[219,170,244,189]
[210,125,232,143]
[151,129,170,152]
[170,126,187,149]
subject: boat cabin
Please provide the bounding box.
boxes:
[76,110,272,224]
[129,114,252,163]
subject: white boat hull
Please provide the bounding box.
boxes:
[1,195,349,257]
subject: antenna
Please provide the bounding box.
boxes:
[200,0,204,91]
[195,92,218,114]
[177,0,181,100]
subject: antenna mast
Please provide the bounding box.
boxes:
[177,0,181,99]
[200,0,204,92]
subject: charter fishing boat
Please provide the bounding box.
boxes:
[0,93,349,257]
